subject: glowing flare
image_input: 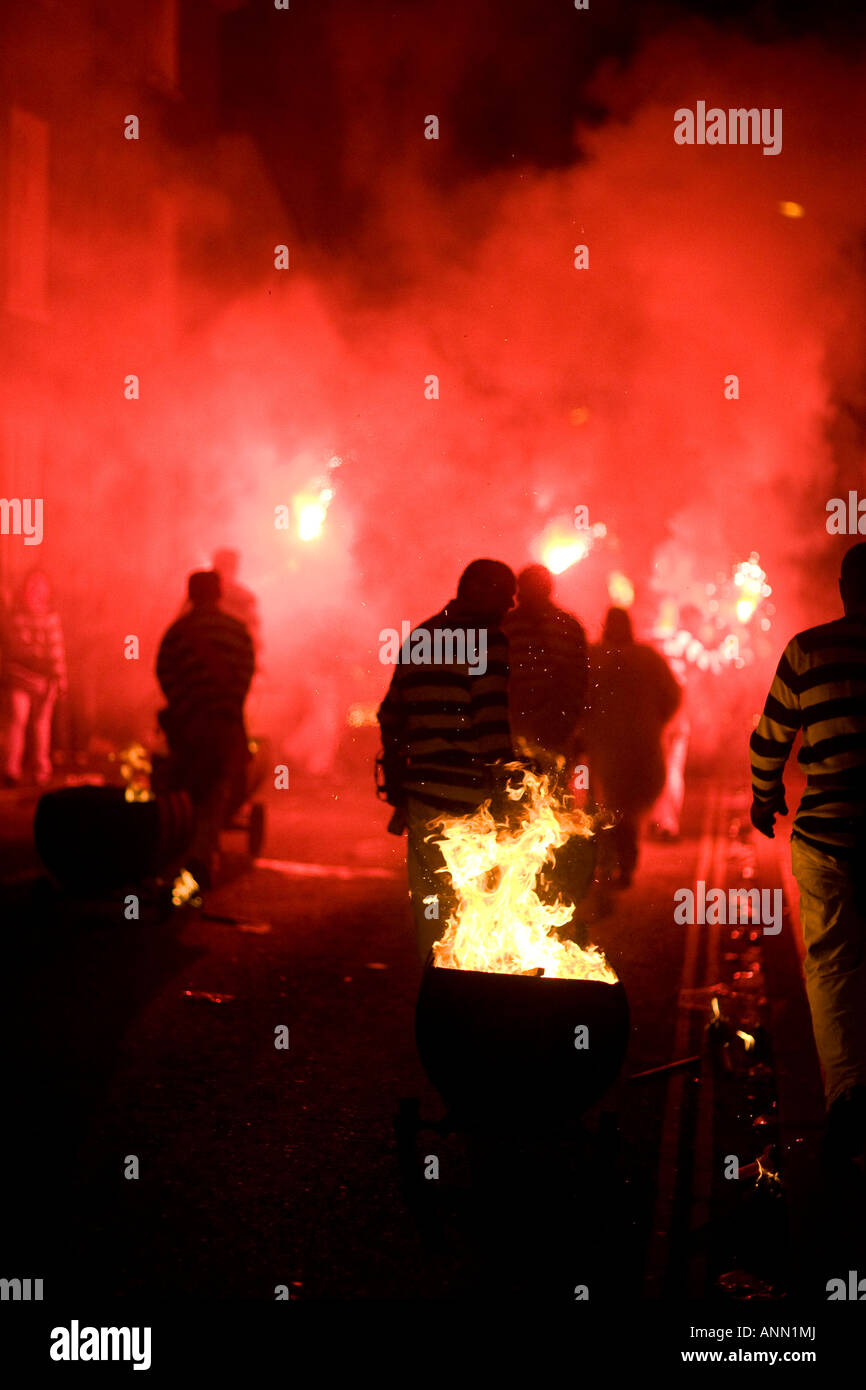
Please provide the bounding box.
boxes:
[293,486,334,541]
[430,767,617,982]
[534,522,591,575]
[608,571,634,607]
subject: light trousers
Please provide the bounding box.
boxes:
[792,834,866,1107]
[4,683,56,782]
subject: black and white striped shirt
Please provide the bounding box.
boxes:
[377,605,513,814]
[750,615,866,855]
[156,605,254,729]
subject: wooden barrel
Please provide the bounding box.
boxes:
[34,785,194,892]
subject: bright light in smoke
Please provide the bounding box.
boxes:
[608,571,634,607]
[544,535,589,574]
[294,486,334,541]
[733,552,770,625]
[533,514,607,575]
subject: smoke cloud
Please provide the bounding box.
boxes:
[8,8,866,770]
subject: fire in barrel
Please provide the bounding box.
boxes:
[415,767,629,1130]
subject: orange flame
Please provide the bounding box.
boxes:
[430,767,617,981]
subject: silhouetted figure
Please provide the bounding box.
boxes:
[156,570,254,887]
[750,542,866,1162]
[1,569,67,787]
[649,602,694,841]
[586,606,681,886]
[377,559,516,961]
[503,564,588,771]
[212,547,261,655]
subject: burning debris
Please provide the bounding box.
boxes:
[429,766,616,982]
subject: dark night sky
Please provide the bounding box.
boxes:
[220,0,866,251]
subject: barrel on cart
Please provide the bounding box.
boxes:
[34,785,194,893]
[149,734,269,858]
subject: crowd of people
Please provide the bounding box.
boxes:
[377,558,685,960]
[377,544,866,1164]
[4,539,866,1162]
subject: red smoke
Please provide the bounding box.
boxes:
[4,10,866,771]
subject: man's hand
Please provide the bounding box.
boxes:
[750,791,789,839]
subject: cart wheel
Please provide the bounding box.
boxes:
[248,801,266,858]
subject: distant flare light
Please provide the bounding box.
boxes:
[733,551,771,624]
[293,486,334,541]
[608,571,634,607]
[290,454,342,543]
[543,532,590,574]
[533,514,607,575]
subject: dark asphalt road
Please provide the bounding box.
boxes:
[0,765,862,1302]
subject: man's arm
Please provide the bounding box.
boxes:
[377,671,408,810]
[749,639,802,837]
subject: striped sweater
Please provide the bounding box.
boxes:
[2,608,66,694]
[156,604,254,729]
[750,615,866,855]
[377,604,513,814]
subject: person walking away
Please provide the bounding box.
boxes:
[750,541,866,1162]
[585,606,681,886]
[156,570,254,888]
[1,569,67,788]
[377,559,516,962]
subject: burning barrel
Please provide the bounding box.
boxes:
[34,785,194,893]
[414,765,630,1130]
[416,962,629,1130]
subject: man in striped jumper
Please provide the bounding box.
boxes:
[750,542,866,1159]
[157,570,254,888]
[377,559,516,962]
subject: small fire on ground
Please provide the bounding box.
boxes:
[430,766,617,982]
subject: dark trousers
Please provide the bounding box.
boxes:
[166,718,249,872]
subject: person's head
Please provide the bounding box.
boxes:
[18,569,52,614]
[840,543,866,616]
[456,559,516,622]
[602,606,634,646]
[212,547,240,583]
[516,563,554,608]
[188,570,222,607]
